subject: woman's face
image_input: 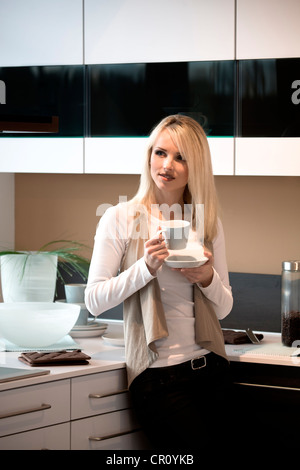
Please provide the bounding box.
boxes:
[150,129,189,201]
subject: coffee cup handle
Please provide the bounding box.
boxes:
[157,228,168,243]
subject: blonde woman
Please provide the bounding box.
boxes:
[85,115,233,451]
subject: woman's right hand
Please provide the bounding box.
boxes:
[144,227,169,276]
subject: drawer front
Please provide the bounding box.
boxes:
[71,369,130,419]
[0,380,70,437]
[0,423,70,450]
[71,409,145,450]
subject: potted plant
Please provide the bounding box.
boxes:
[0,240,90,302]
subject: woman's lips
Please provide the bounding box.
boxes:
[159,173,175,181]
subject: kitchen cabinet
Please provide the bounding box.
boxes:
[0,369,149,450]
[0,0,83,67]
[71,410,145,450]
[84,0,235,64]
[0,138,84,174]
[1,1,299,177]
[236,0,300,59]
[0,423,70,450]
[235,137,300,176]
[84,137,234,176]
[70,368,149,450]
[226,332,300,450]
[0,336,150,450]
[0,379,70,450]
[230,361,300,449]
[0,379,70,438]
[0,331,299,450]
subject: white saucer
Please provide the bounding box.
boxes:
[165,254,208,268]
[70,322,108,338]
[102,334,125,347]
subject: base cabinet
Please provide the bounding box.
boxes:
[71,409,149,450]
[230,362,300,451]
[0,423,70,450]
[0,369,150,450]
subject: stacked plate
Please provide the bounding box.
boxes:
[70,320,108,338]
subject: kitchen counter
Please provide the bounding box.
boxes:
[0,327,299,450]
[226,330,300,367]
[0,335,126,391]
[0,330,299,392]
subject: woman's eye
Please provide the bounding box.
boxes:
[176,154,185,162]
[155,150,165,157]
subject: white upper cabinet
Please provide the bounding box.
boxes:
[0,138,84,173]
[84,137,234,176]
[236,0,300,59]
[0,0,83,66]
[84,0,235,64]
[235,138,300,176]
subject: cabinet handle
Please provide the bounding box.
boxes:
[89,389,128,399]
[0,403,51,420]
[234,382,300,392]
[89,428,139,442]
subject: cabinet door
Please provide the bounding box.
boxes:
[0,138,84,173]
[0,0,83,66]
[208,138,234,176]
[84,138,146,175]
[84,0,235,63]
[71,409,149,450]
[71,369,130,420]
[0,380,70,437]
[236,0,300,59]
[235,137,300,176]
[0,423,70,450]
[85,137,235,175]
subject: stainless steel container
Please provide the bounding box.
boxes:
[281,260,300,347]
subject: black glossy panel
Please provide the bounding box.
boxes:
[220,273,281,332]
[89,61,235,137]
[0,66,85,137]
[238,58,300,137]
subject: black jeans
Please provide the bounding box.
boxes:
[129,353,232,452]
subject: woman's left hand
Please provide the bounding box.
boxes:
[173,250,214,287]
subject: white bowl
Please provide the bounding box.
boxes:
[0,302,80,348]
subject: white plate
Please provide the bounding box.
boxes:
[165,255,208,268]
[70,321,108,338]
[102,334,125,347]
[72,321,108,331]
[70,327,107,338]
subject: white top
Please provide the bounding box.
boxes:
[85,203,233,367]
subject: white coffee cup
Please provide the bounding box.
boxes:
[162,220,190,250]
[64,283,86,304]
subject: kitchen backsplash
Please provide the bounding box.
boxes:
[56,269,281,333]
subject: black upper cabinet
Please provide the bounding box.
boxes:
[0,66,85,137]
[238,58,300,137]
[1,59,299,139]
[88,61,236,137]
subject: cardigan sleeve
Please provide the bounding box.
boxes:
[85,204,154,316]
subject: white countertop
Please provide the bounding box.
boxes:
[226,331,300,367]
[0,329,299,392]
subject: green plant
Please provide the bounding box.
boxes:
[0,239,90,283]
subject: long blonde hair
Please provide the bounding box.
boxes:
[131,115,219,242]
